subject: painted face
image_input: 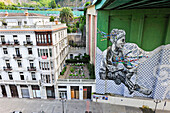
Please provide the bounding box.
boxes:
[115,36,125,49]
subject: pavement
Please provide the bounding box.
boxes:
[0,98,169,113]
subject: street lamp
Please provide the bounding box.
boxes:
[154,99,161,113]
[60,98,66,113]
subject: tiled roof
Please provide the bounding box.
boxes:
[0,13,47,17]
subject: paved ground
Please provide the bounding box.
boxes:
[0,98,169,113]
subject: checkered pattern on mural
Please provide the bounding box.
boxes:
[96,44,170,100]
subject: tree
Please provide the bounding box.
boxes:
[60,7,74,25]
[51,0,57,9]
[58,4,61,8]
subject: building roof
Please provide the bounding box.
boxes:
[0,13,47,17]
[93,0,170,10]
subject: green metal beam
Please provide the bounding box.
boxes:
[104,0,133,10]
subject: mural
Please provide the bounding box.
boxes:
[96,29,170,100]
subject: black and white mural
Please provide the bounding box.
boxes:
[96,29,170,100]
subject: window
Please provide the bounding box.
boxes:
[15,48,20,55]
[1,35,5,42]
[28,48,32,54]
[39,34,41,43]
[58,32,60,39]
[31,72,36,80]
[46,75,50,83]
[44,35,47,43]
[20,72,24,80]
[24,21,27,24]
[37,48,40,57]
[50,61,53,70]
[0,75,2,79]
[48,34,51,43]
[13,35,18,44]
[3,48,8,54]
[18,21,21,26]
[26,35,30,42]
[5,60,10,68]
[29,60,34,67]
[17,60,22,67]
[39,61,41,69]
[49,48,52,57]
[8,72,13,80]
[41,34,44,43]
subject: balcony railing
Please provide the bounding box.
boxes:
[23,41,33,46]
[27,67,36,71]
[3,66,12,71]
[57,79,96,84]
[0,41,20,46]
[0,80,39,85]
[13,54,22,59]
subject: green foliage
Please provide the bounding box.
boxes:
[72,27,77,33]
[60,7,74,25]
[76,21,79,28]
[60,66,67,75]
[140,105,153,113]
[50,16,56,22]
[69,74,72,76]
[67,27,72,33]
[51,0,57,9]
[70,67,75,72]
[58,4,61,8]
[87,63,95,79]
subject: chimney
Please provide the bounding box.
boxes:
[24,10,28,16]
[5,11,8,16]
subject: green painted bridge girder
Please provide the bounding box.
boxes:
[97,8,170,51]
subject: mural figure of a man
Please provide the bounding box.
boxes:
[99,29,152,95]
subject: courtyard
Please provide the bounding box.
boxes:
[58,64,90,79]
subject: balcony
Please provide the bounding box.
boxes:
[13,54,22,59]
[0,41,20,46]
[23,41,33,46]
[27,67,36,71]
[3,66,12,71]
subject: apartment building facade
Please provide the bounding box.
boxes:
[0,11,69,99]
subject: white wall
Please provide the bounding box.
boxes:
[92,94,170,111]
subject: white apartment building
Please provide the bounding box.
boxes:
[0,11,69,99]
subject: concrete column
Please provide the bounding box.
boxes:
[28,85,33,98]
[5,85,11,98]
[92,84,96,93]
[67,85,71,100]
[40,86,47,99]
[16,85,22,98]
[79,85,83,100]
[0,86,3,97]
[54,85,59,99]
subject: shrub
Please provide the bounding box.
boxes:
[73,74,75,76]
[70,67,74,72]
[67,27,72,33]
[69,74,72,76]
[76,74,78,76]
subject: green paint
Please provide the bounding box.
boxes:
[97,9,170,51]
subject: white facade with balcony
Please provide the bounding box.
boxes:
[0,12,69,99]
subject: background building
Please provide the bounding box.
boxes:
[86,4,97,65]
[0,11,69,99]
